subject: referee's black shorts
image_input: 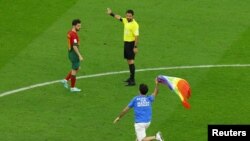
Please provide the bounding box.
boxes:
[124,41,135,60]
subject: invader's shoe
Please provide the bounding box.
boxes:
[156,131,164,141]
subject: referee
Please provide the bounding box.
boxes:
[107,8,139,86]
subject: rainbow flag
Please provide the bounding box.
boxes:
[157,75,191,109]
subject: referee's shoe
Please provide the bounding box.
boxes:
[125,79,136,86]
[124,78,130,83]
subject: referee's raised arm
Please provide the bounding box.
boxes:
[107,8,123,22]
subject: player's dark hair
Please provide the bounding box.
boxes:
[72,19,81,26]
[126,9,134,15]
[139,84,148,95]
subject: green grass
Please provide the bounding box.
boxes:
[0,0,249,140]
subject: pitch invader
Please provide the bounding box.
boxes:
[113,79,164,141]
[107,8,139,86]
[61,19,84,92]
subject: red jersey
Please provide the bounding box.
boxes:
[67,30,79,50]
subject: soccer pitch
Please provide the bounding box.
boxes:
[0,0,249,140]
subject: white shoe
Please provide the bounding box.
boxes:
[156,131,164,141]
[61,79,69,89]
[70,87,81,92]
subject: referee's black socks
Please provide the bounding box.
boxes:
[129,64,135,81]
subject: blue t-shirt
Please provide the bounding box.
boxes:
[128,94,155,123]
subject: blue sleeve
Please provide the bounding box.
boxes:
[128,97,135,108]
[148,95,155,102]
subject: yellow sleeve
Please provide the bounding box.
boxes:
[122,18,127,24]
[133,23,139,36]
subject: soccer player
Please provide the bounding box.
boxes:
[113,79,164,141]
[107,8,139,86]
[61,19,84,92]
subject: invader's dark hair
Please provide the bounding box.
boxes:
[126,9,134,15]
[139,84,148,95]
[72,19,81,26]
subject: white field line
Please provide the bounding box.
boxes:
[0,64,250,98]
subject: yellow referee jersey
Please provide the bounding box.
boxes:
[122,18,139,42]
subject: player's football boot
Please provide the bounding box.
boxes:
[70,87,81,92]
[61,79,69,89]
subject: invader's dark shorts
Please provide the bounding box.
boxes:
[124,41,135,60]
